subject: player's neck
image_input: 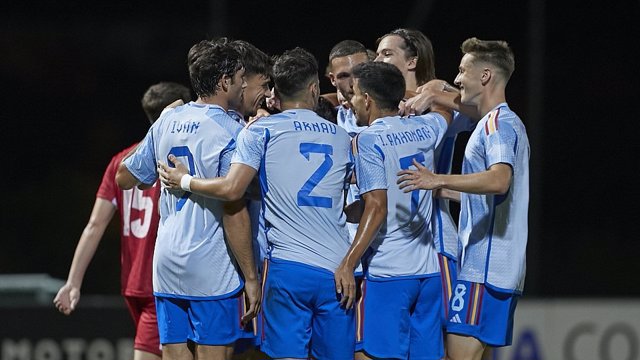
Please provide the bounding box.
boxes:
[280,99,315,112]
[196,95,231,111]
[405,76,418,92]
[478,84,507,117]
[370,108,397,124]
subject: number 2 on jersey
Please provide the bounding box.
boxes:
[297,143,333,208]
[399,152,426,217]
[168,146,195,211]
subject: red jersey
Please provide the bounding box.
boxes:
[97,143,159,297]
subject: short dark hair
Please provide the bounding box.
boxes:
[329,40,368,62]
[141,82,192,123]
[272,47,318,100]
[376,28,435,86]
[314,96,338,124]
[352,62,405,112]
[229,40,272,78]
[187,38,243,98]
[461,37,515,81]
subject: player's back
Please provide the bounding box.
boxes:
[356,114,447,278]
[126,102,245,298]
[244,109,352,273]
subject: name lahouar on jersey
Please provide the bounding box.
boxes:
[377,127,433,147]
[169,120,201,134]
[293,120,337,134]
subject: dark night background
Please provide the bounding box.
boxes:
[1,0,638,298]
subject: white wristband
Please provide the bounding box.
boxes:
[180,174,193,192]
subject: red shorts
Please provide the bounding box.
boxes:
[124,296,161,356]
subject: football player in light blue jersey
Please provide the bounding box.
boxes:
[398,38,529,360]
[326,40,370,248]
[158,48,355,360]
[226,39,272,274]
[116,38,259,360]
[326,40,373,351]
[335,61,452,360]
[373,28,470,359]
[224,40,273,360]
[403,82,480,335]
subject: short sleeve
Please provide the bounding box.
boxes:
[96,155,119,204]
[354,131,387,194]
[123,128,158,185]
[484,113,517,169]
[231,125,266,171]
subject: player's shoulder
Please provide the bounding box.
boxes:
[490,104,525,132]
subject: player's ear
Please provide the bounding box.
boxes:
[481,68,491,86]
[328,72,337,87]
[407,56,417,71]
[220,75,231,92]
[310,81,319,98]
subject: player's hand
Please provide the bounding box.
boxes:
[158,155,189,190]
[401,79,458,116]
[53,283,80,315]
[164,99,184,109]
[247,108,270,124]
[334,264,356,309]
[265,87,281,112]
[397,158,441,192]
[241,278,261,326]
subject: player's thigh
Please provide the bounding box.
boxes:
[189,295,247,346]
[446,333,485,360]
[310,279,355,360]
[155,297,192,345]
[134,297,162,356]
[161,343,193,360]
[361,278,420,359]
[195,344,234,360]
[409,276,444,360]
[133,349,161,360]
[260,260,315,359]
[446,281,519,347]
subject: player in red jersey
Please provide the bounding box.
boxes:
[54,81,191,360]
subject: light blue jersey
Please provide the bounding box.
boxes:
[432,111,475,259]
[458,103,530,293]
[336,106,367,242]
[355,113,448,278]
[123,102,244,299]
[336,105,366,138]
[232,109,353,273]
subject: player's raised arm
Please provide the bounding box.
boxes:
[402,79,480,120]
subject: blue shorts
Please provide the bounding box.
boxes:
[155,293,251,346]
[438,254,458,328]
[362,276,444,360]
[446,281,519,347]
[261,259,355,360]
